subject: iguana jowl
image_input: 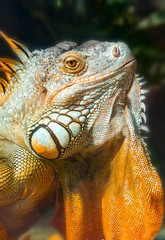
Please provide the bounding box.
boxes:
[0,32,164,240]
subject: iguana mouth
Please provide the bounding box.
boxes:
[49,58,136,102]
[77,58,136,84]
[118,58,136,69]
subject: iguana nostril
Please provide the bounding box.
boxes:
[112,46,120,57]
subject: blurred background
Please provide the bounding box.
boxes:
[0,0,165,239]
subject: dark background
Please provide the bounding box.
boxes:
[0,0,165,237]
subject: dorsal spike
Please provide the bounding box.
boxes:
[0,66,13,75]
[0,31,31,63]
[0,75,11,102]
[0,83,5,94]
[0,61,15,72]
[0,58,23,67]
[11,39,31,57]
[0,62,16,86]
[0,78,8,86]
[0,58,23,73]
[0,61,14,81]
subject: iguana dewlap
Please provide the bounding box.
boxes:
[0,32,164,240]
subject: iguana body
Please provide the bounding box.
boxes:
[0,32,164,240]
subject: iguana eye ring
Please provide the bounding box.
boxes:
[61,53,87,74]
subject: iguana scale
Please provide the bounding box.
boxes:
[0,32,164,240]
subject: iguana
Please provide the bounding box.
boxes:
[0,32,164,240]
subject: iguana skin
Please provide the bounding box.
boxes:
[0,32,164,240]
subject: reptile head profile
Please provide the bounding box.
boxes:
[0,33,137,160]
[0,32,163,240]
[28,41,137,160]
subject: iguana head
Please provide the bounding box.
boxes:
[0,33,140,161]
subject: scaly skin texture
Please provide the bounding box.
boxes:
[0,32,164,240]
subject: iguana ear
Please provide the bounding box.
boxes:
[102,77,164,239]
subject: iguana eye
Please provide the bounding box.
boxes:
[66,58,78,68]
[112,46,120,57]
[61,53,86,74]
